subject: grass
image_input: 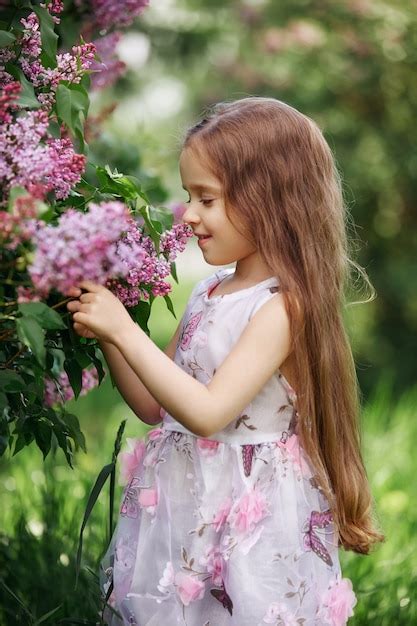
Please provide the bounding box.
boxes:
[0,279,416,623]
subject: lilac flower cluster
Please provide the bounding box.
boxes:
[27,199,193,304]
[0,11,96,109]
[0,193,43,251]
[0,107,86,205]
[44,366,100,407]
[90,33,126,90]
[92,0,150,30]
[28,201,137,297]
[0,81,20,124]
[108,219,193,307]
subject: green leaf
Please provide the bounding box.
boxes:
[51,420,73,468]
[96,166,149,203]
[55,83,89,137]
[0,370,26,393]
[0,578,34,620]
[149,205,174,231]
[32,5,58,68]
[62,411,86,453]
[0,31,16,47]
[138,204,161,252]
[16,316,46,367]
[75,461,115,589]
[33,417,52,460]
[163,294,177,319]
[18,301,66,330]
[129,301,151,335]
[170,261,178,283]
[4,63,41,109]
[34,604,63,625]
[63,358,83,399]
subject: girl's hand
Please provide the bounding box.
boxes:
[66,281,134,344]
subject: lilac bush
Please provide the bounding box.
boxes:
[0,1,192,467]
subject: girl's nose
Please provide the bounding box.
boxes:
[181,204,201,226]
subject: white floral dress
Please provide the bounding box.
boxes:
[100,267,357,626]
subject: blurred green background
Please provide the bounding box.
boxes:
[1,0,417,623]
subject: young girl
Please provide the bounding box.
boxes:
[67,97,384,625]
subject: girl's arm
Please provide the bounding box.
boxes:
[112,294,291,438]
[98,320,182,425]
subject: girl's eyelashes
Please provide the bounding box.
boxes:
[184,198,214,206]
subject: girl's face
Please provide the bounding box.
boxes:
[179,147,256,266]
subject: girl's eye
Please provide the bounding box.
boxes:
[201,199,214,206]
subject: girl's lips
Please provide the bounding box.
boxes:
[198,235,212,248]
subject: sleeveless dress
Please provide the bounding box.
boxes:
[100,267,357,626]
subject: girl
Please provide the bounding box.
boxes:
[67,97,384,625]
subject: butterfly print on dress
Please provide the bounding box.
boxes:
[210,582,233,616]
[179,311,203,351]
[120,477,141,518]
[302,510,334,566]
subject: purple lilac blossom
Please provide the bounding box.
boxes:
[108,220,193,307]
[28,201,138,297]
[90,32,126,90]
[44,366,100,406]
[92,0,150,30]
[0,193,43,251]
[21,200,192,305]
[0,107,86,205]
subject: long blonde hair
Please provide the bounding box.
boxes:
[182,97,384,554]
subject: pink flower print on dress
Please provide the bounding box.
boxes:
[174,572,205,606]
[118,437,146,485]
[196,437,220,457]
[138,487,158,515]
[318,575,357,625]
[262,601,298,625]
[302,509,335,566]
[148,427,164,440]
[199,544,224,586]
[212,497,233,532]
[228,487,269,536]
[277,434,311,478]
[179,310,203,351]
[157,561,175,593]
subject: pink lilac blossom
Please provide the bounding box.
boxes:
[0,108,86,205]
[0,81,20,124]
[92,0,150,30]
[11,13,96,95]
[318,576,357,626]
[27,201,139,297]
[108,220,193,307]
[16,286,42,303]
[168,201,187,224]
[119,437,146,485]
[0,193,44,251]
[28,201,191,301]
[228,487,270,536]
[90,32,126,90]
[43,367,100,406]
